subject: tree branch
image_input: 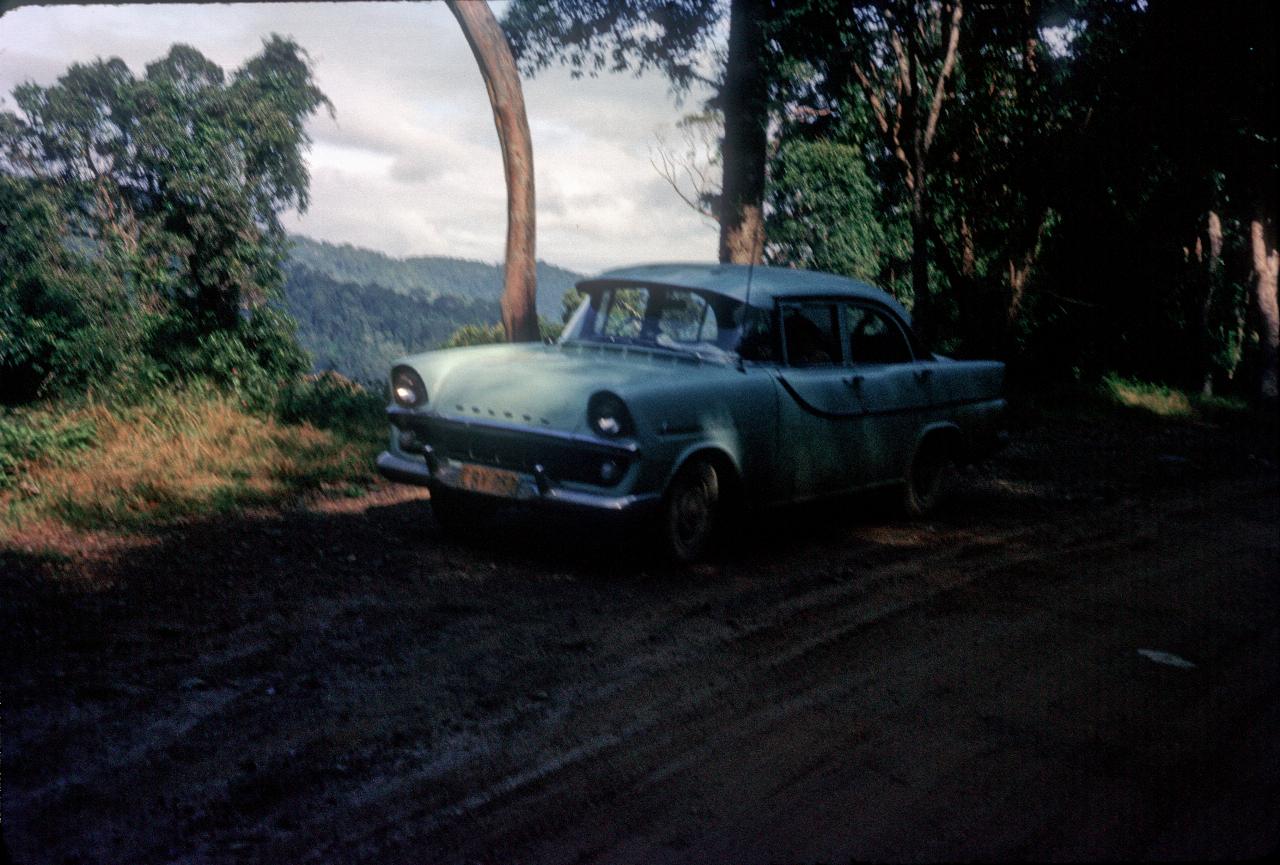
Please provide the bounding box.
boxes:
[923,0,964,153]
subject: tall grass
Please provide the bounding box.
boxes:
[1,378,385,536]
[1098,374,1253,420]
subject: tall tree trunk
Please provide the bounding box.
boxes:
[908,175,932,336]
[447,0,539,342]
[1250,205,1279,402]
[851,0,963,341]
[717,0,768,264]
[1198,209,1223,396]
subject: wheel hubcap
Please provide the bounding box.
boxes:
[670,466,718,553]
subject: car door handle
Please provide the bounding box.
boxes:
[914,368,933,382]
[842,374,864,389]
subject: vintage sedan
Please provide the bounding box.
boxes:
[376,263,1006,562]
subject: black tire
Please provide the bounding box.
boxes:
[661,459,722,564]
[902,435,958,517]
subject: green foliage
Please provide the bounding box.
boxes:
[503,0,723,91]
[1095,374,1265,429]
[766,140,883,281]
[281,237,585,382]
[148,306,310,410]
[0,39,329,405]
[561,286,588,322]
[443,323,508,348]
[1099,375,1195,418]
[0,176,138,401]
[760,0,1275,397]
[443,318,567,349]
[0,411,97,490]
[283,262,505,381]
[275,372,386,440]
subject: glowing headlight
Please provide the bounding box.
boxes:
[587,391,632,438]
[391,365,427,408]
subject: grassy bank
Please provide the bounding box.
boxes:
[1,375,385,540]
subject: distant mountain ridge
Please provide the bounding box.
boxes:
[287,235,582,318]
[282,235,585,382]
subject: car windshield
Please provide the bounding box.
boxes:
[560,285,756,361]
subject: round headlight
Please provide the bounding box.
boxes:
[391,365,427,408]
[587,391,632,438]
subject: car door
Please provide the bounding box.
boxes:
[772,301,863,498]
[839,302,930,485]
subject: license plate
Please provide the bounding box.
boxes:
[456,464,523,498]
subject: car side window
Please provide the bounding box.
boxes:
[736,306,777,361]
[782,304,841,366]
[599,288,648,338]
[655,291,712,343]
[844,304,913,364]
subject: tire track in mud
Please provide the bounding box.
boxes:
[325,479,1275,863]
[5,466,1275,864]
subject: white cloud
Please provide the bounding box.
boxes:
[0,1,721,274]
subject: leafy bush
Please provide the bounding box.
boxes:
[443,318,566,349]
[146,306,310,410]
[0,412,97,489]
[766,140,884,281]
[275,372,385,440]
[443,323,507,348]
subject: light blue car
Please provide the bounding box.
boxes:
[378,263,1007,561]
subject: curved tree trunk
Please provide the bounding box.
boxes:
[447,0,540,343]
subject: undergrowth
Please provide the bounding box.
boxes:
[1098,374,1259,422]
[0,374,386,537]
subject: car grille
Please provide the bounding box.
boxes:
[399,415,631,487]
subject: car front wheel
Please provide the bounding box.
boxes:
[662,459,721,564]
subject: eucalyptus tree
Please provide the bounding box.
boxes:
[446,0,541,343]
[767,0,964,342]
[504,0,773,264]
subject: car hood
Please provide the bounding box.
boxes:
[395,342,736,434]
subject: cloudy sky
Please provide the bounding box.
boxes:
[0,1,720,273]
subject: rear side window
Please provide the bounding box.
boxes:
[782,304,841,366]
[844,304,913,364]
[655,291,714,343]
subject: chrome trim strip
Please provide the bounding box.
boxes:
[375,450,659,513]
[386,406,639,454]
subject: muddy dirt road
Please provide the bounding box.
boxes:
[3,407,1278,863]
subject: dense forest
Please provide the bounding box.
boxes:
[1,1,1277,411]
[280,237,581,381]
[0,37,327,406]
[286,235,580,319]
[283,237,587,382]
[508,0,1277,400]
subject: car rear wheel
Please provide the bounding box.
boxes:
[662,459,721,564]
[902,435,957,517]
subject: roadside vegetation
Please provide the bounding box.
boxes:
[1,377,383,538]
[3,5,1276,550]
[0,39,390,547]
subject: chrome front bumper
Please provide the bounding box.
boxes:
[376,451,660,513]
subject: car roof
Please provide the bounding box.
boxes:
[581,262,911,321]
